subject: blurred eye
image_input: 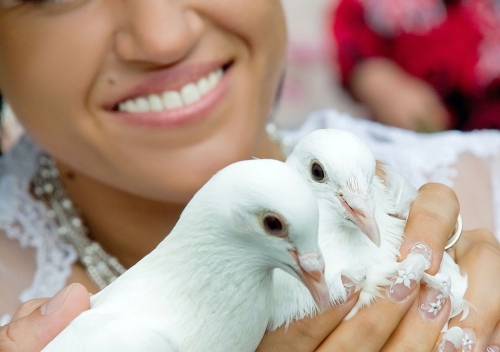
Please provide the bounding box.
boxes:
[311,162,325,182]
[262,213,287,237]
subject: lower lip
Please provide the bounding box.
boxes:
[109,69,230,128]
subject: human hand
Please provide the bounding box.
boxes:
[441,228,500,352]
[350,58,450,133]
[0,283,90,352]
[257,183,460,351]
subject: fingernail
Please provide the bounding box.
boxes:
[434,326,464,352]
[387,254,426,302]
[41,284,75,315]
[462,328,476,352]
[419,285,449,321]
[487,346,500,352]
[340,275,366,301]
[409,242,432,270]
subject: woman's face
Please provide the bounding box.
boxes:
[0,0,287,202]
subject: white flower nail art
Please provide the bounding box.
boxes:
[420,293,445,317]
[462,329,476,352]
[395,268,417,288]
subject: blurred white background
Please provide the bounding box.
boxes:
[275,0,366,128]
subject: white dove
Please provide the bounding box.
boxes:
[270,129,467,330]
[42,159,330,352]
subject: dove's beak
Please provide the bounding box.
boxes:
[338,195,381,247]
[289,250,330,312]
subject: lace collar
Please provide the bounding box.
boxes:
[0,136,77,304]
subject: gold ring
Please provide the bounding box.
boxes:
[445,214,462,251]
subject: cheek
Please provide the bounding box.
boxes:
[199,0,287,105]
[0,8,111,147]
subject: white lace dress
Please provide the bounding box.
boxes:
[2,109,500,325]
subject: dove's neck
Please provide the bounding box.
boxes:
[104,214,275,351]
[164,230,273,350]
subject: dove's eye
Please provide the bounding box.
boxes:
[311,162,325,182]
[262,213,288,237]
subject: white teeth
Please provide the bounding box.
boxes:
[118,68,224,113]
[136,98,150,113]
[148,94,163,112]
[208,72,219,90]
[125,100,138,113]
[163,91,183,109]
[181,83,201,105]
[197,77,211,95]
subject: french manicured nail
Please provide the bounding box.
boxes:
[434,326,464,352]
[487,346,500,352]
[387,253,426,302]
[462,328,476,352]
[409,242,432,270]
[341,267,366,300]
[41,284,75,315]
[419,285,449,321]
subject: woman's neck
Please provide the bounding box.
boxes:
[54,133,285,269]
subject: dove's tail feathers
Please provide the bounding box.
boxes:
[379,164,418,218]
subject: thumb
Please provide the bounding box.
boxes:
[0,283,90,352]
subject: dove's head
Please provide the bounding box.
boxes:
[286,129,381,247]
[191,158,329,311]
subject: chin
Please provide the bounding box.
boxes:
[122,145,255,204]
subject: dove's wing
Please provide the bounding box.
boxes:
[42,310,179,352]
[380,164,418,217]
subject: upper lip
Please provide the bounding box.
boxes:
[105,61,232,111]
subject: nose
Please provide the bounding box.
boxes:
[114,0,204,65]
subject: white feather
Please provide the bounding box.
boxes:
[43,159,323,352]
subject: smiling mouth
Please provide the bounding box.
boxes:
[112,62,233,113]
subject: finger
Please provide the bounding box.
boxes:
[257,292,360,352]
[485,320,500,352]
[317,284,421,352]
[381,286,451,352]
[0,283,90,352]
[10,298,50,322]
[433,328,464,352]
[449,229,500,352]
[400,183,459,275]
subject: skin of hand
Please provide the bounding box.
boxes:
[260,183,500,351]
[349,58,451,133]
[445,228,500,351]
[0,284,90,352]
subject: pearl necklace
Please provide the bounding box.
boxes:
[33,154,126,290]
[32,124,287,290]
